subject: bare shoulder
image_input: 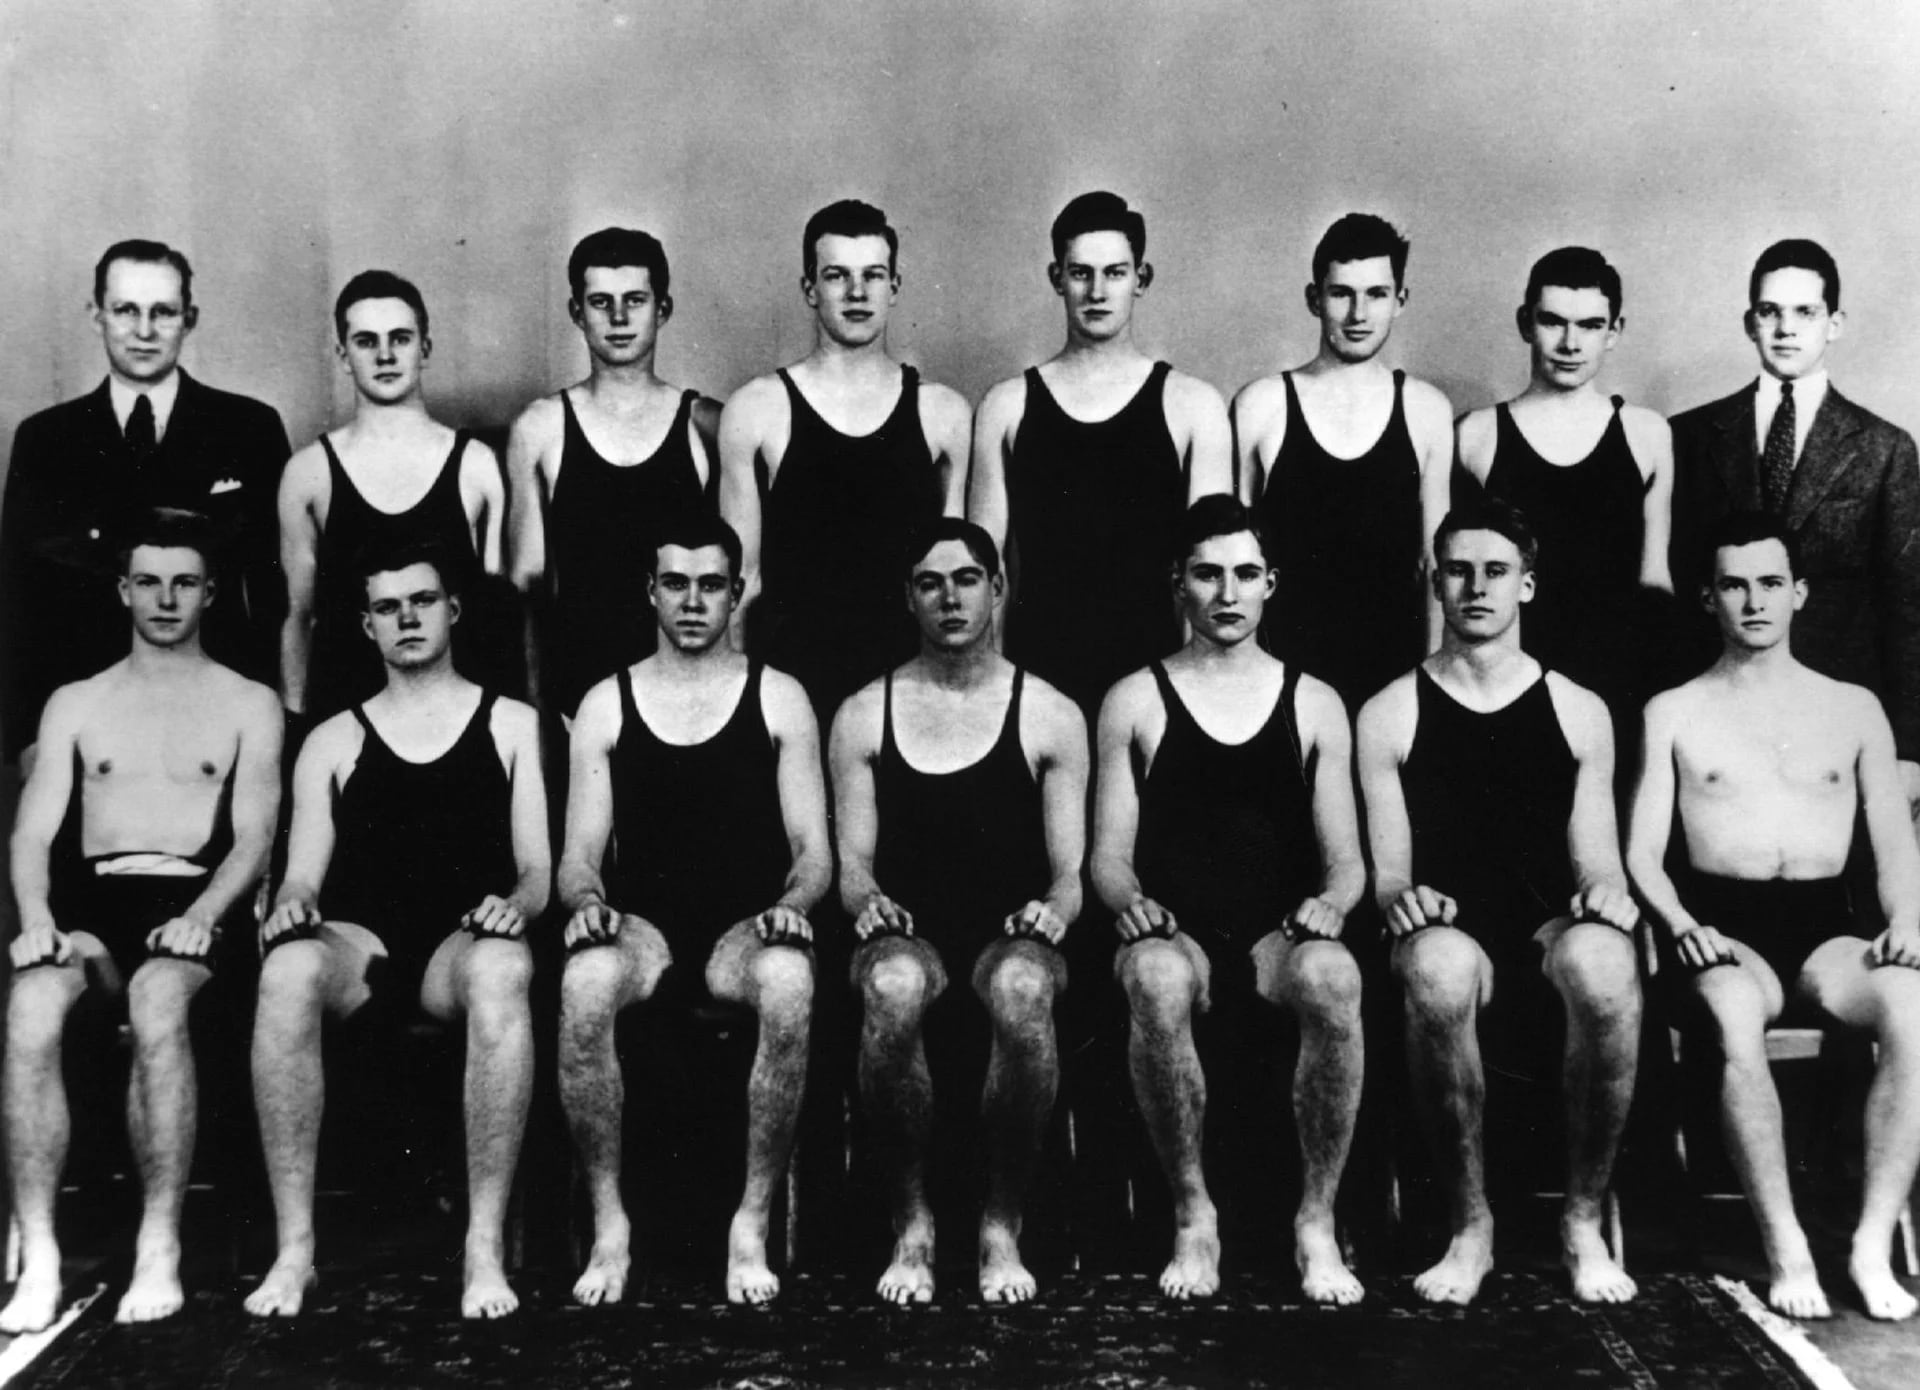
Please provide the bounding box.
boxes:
[690,394,723,442]
[488,694,541,743]
[918,379,972,424]
[572,675,624,744]
[507,390,565,445]
[302,709,363,772]
[457,433,502,477]
[977,373,1030,431]
[1164,368,1228,419]
[759,666,819,735]
[1640,682,1695,734]
[281,439,330,495]
[722,371,789,425]
[1813,672,1890,739]
[1293,670,1353,738]
[1402,374,1456,429]
[1021,672,1088,744]
[39,673,108,740]
[1621,402,1672,452]
[1357,672,1419,749]
[830,676,887,754]
[216,668,284,725]
[1544,671,1611,745]
[1231,372,1288,428]
[1098,667,1159,730]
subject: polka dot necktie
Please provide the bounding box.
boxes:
[1761,381,1795,514]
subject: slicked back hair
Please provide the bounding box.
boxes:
[803,200,897,281]
[1051,191,1146,264]
[1434,498,1540,573]
[1313,213,1409,288]
[568,227,671,303]
[1749,239,1840,313]
[653,514,744,581]
[903,516,1002,582]
[1707,510,1802,580]
[94,239,195,309]
[1176,494,1270,568]
[1524,246,1622,321]
[334,269,430,343]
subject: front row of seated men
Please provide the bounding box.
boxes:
[4,497,1917,1336]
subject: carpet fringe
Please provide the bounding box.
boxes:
[1712,1275,1860,1390]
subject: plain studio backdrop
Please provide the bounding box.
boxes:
[2,0,1917,469]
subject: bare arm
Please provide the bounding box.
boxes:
[1295,677,1365,936]
[1357,679,1454,935]
[829,684,911,938]
[277,447,327,714]
[478,700,551,935]
[1554,677,1637,932]
[7,690,82,963]
[921,383,973,518]
[718,380,784,652]
[1228,378,1286,508]
[1409,384,1457,654]
[690,396,722,492]
[1174,374,1233,503]
[1627,408,1675,593]
[556,680,621,944]
[1855,691,1920,962]
[967,378,1024,556]
[1623,692,1728,966]
[263,717,348,943]
[154,689,283,957]
[459,438,507,578]
[1009,686,1087,943]
[505,399,558,710]
[761,670,833,939]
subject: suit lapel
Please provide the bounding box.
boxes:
[1709,382,1763,510]
[1784,388,1863,530]
[79,378,127,460]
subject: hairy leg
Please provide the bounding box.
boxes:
[974,938,1063,1305]
[854,935,945,1305]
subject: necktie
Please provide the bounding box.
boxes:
[1760,380,1795,513]
[125,392,157,462]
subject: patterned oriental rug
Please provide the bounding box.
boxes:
[12,1270,1811,1389]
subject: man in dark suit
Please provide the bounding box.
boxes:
[0,240,291,769]
[1670,239,1920,812]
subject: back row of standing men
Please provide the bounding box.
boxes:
[1,197,1917,1331]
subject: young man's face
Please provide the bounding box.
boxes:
[1523,285,1619,391]
[1308,256,1403,364]
[120,544,211,648]
[649,543,738,654]
[805,233,897,348]
[1707,538,1803,652]
[338,298,428,405]
[362,562,457,667]
[571,264,668,368]
[94,259,195,386]
[1176,530,1273,647]
[1055,230,1143,342]
[1434,529,1533,644]
[907,538,1000,652]
[1746,267,1842,382]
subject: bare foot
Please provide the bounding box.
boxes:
[1848,1249,1917,1321]
[1159,1207,1221,1300]
[1413,1222,1494,1306]
[877,1211,935,1306]
[1295,1218,1362,1306]
[1766,1257,1831,1320]
[979,1219,1037,1304]
[115,1239,185,1324]
[0,1259,63,1335]
[244,1245,317,1318]
[572,1215,630,1308]
[1561,1213,1636,1304]
[461,1240,519,1320]
[725,1209,780,1306]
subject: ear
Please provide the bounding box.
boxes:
[1514,305,1533,341]
[117,575,131,608]
[1700,583,1716,614]
[202,575,216,607]
[1518,570,1537,603]
[1048,262,1064,294]
[361,609,376,642]
[1262,566,1277,601]
[567,297,584,326]
[1743,308,1760,343]
[419,334,433,363]
[1826,309,1846,343]
[657,294,674,325]
[1791,577,1808,610]
[801,274,819,306]
[1304,283,1323,318]
[889,270,902,296]
[1605,314,1623,347]
[446,593,461,624]
[729,575,744,601]
[181,304,200,332]
[1135,261,1154,292]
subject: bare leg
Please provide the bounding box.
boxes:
[709,925,813,1305]
[1804,940,1920,1321]
[1117,934,1219,1300]
[117,959,213,1324]
[245,925,382,1318]
[855,936,944,1305]
[424,932,534,1320]
[975,939,1061,1305]
[1543,922,1640,1304]
[1689,951,1828,1318]
[557,919,667,1307]
[0,963,88,1334]
[1259,934,1364,1306]
[1394,927,1495,1306]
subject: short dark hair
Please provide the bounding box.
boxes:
[1524,246,1622,321]
[117,507,215,576]
[567,227,671,304]
[1051,191,1146,264]
[356,538,461,607]
[1176,494,1269,567]
[1749,239,1840,313]
[1313,213,1409,288]
[902,516,1001,582]
[1434,499,1540,573]
[802,200,897,281]
[1706,510,1802,580]
[334,269,430,342]
[653,513,744,581]
[94,240,195,310]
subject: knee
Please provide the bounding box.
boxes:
[463,942,533,1021]
[751,946,814,1025]
[1286,945,1363,1026]
[126,969,194,1048]
[985,952,1054,1024]
[1122,941,1196,1024]
[1394,930,1482,1023]
[257,941,329,1015]
[1693,973,1770,1058]
[1551,926,1641,1018]
[5,974,76,1053]
[862,952,932,1023]
[560,948,626,1031]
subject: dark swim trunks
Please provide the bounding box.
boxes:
[53,855,230,982]
[1666,871,1862,995]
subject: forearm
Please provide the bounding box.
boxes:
[280,607,314,712]
[1041,869,1082,926]
[1090,851,1144,917]
[775,851,831,917]
[185,835,272,931]
[838,857,883,916]
[1319,855,1367,916]
[556,857,608,915]
[1626,854,1696,939]
[9,839,55,934]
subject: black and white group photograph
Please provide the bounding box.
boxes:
[1,1,1918,1385]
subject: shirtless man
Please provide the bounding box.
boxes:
[246,542,547,1320]
[719,200,970,718]
[507,228,719,720]
[1627,512,1920,1321]
[1357,499,1641,1306]
[1456,247,1673,719]
[557,514,829,1307]
[1232,213,1454,710]
[1093,496,1367,1303]
[2,510,280,1332]
[279,270,507,721]
[971,191,1233,712]
[831,518,1088,1303]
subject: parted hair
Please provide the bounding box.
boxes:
[568,227,671,304]
[1524,246,1622,321]
[1434,498,1540,573]
[802,200,897,281]
[1051,191,1146,264]
[1175,494,1270,567]
[95,239,195,309]
[355,537,462,606]
[1707,510,1803,579]
[653,514,745,581]
[1749,238,1840,313]
[116,506,216,576]
[334,269,430,342]
[1313,213,1409,288]
[902,516,1001,582]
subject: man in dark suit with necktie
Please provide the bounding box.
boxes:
[0,240,290,770]
[1670,239,1920,815]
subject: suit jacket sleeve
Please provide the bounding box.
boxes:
[1878,426,1920,760]
[1,418,53,761]
[237,399,292,671]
